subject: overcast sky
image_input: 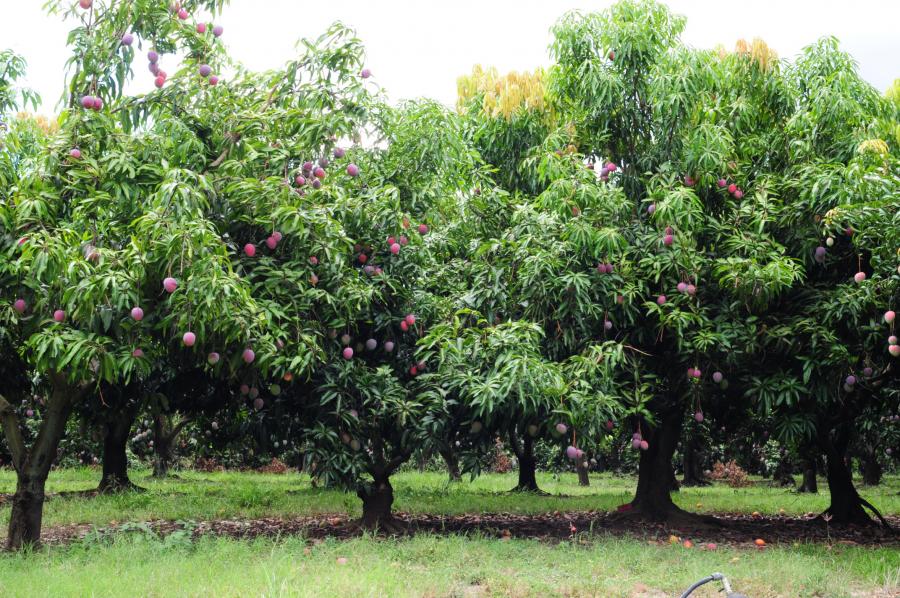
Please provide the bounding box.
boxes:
[3,0,898,115]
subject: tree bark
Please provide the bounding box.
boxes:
[819,427,884,526]
[358,475,398,531]
[680,435,708,487]
[150,412,193,478]
[625,403,714,525]
[355,449,410,533]
[7,473,46,550]
[797,447,818,493]
[861,453,882,487]
[151,413,173,478]
[823,448,872,524]
[5,373,83,550]
[631,407,681,518]
[509,430,541,492]
[576,459,590,486]
[772,450,796,487]
[98,402,142,493]
[416,449,429,473]
[799,461,818,493]
[668,465,681,492]
[439,447,462,482]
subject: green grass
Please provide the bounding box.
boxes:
[2,468,898,530]
[0,532,896,597]
[1,469,898,597]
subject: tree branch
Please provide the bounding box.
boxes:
[170,415,196,440]
[207,147,230,170]
[28,372,88,477]
[385,449,412,476]
[507,427,523,459]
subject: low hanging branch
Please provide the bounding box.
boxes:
[205,131,241,172]
[205,73,288,173]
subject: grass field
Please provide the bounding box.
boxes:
[0,468,898,597]
[2,468,899,528]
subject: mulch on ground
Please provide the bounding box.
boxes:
[28,511,900,548]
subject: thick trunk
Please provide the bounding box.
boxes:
[357,476,401,532]
[823,450,872,524]
[631,407,681,518]
[772,451,796,487]
[439,447,462,482]
[512,433,541,492]
[797,445,818,493]
[680,436,708,487]
[799,459,818,493]
[98,405,141,493]
[576,459,590,486]
[5,375,80,550]
[6,473,46,550]
[152,444,171,478]
[861,454,882,487]
[627,404,712,525]
[820,430,882,526]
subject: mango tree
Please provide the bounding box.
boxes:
[0,0,283,548]
[548,1,810,523]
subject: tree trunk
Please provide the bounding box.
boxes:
[626,404,712,525]
[823,449,872,524]
[417,449,429,473]
[359,476,394,527]
[511,433,541,492]
[772,450,796,487]
[439,447,462,482]
[681,435,708,487]
[668,465,681,492]
[98,403,142,493]
[7,472,46,550]
[798,447,818,493]
[151,413,173,478]
[861,453,882,486]
[4,373,81,550]
[631,407,681,518]
[820,428,882,526]
[799,460,818,493]
[576,459,590,486]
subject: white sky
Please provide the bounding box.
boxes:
[3,0,898,115]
